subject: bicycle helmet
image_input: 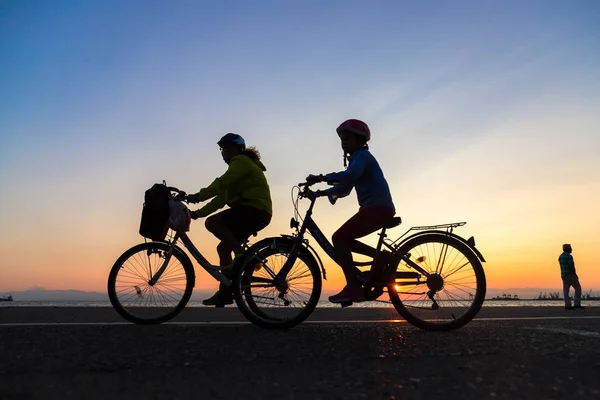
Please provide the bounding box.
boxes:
[336,119,371,142]
[217,133,246,148]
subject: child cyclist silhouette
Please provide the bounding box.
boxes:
[306,119,396,303]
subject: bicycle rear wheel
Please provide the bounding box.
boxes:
[388,233,486,331]
[233,239,322,329]
[107,242,195,324]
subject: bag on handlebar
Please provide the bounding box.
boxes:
[139,183,171,241]
[167,199,191,232]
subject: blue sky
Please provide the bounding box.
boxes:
[1,1,599,292]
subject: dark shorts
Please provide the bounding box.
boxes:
[219,205,272,241]
[333,205,396,242]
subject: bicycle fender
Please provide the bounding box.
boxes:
[243,235,324,279]
[397,231,486,263]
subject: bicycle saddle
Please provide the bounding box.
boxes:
[383,216,402,229]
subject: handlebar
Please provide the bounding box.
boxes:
[297,177,336,205]
[297,181,325,201]
[166,186,188,202]
[173,192,187,202]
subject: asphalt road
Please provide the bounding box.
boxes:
[1,308,599,400]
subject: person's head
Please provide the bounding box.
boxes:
[336,119,370,155]
[217,133,245,163]
[563,243,572,253]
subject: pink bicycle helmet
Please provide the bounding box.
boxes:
[336,119,371,142]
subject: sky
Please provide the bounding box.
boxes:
[1,0,599,297]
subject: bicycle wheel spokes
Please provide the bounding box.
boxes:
[235,242,321,328]
[246,253,312,308]
[109,242,194,324]
[389,234,486,331]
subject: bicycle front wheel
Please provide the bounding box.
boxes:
[388,233,486,331]
[107,242,195,324]
[233,239,322,329]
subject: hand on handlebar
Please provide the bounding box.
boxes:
[185,193,201,204]
[302,189,326,201]
[305,174,326,186]
[189,210,201,220]
[171,190,186,202]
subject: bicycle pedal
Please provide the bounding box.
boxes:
[340,301,353,308]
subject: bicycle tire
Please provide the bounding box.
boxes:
[233,238,322,329]
[387,233,486,331]
[108,241,195,324]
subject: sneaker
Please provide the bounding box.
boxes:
[565,306,575,310]
[574,305,586,310]
[329,284,366,303]
[202,290,233,307]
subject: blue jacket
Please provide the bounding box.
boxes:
[324,148,395,211]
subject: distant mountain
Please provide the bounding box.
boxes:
[5,288,215,302]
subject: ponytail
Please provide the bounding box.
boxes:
[241,146,261,160]
[342,144,368,168]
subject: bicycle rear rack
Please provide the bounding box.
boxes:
[388,221,467,248]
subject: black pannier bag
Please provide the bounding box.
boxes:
[139,182,171,241]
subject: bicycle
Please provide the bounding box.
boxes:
[231,180,487,331]
[107,185,255,324]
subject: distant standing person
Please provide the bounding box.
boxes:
[559,244,584,310]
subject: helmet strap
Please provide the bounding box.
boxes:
[343,152,348,167]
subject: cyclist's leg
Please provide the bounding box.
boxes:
[330,206,395,302]
[205,210,245,256]
[203,209,241,306]
[216,206,271,292]
[333,205,395,267]
[348,240,377,258]
[221,205,271,248]
[329,220,369,302]
[203,241,235,305]
[216,241,233,268]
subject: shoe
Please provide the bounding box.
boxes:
[202,290,233,307]
[329,285,366,303]
[574,305,585,310]
[565,306,575,310]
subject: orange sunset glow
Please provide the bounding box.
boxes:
[1,2,599,300]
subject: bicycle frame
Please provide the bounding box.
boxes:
[148,231,231,287]
[273,190,431,286]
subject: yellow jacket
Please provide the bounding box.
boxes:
[195,154,272,217]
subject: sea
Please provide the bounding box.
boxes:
[2,300,599,308]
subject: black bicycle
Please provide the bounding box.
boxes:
[107,186,257,324]
[232,179,487,331]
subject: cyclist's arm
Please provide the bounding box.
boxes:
[323,151,368,196]
[196,192,227,218]
[195,156,248,202]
